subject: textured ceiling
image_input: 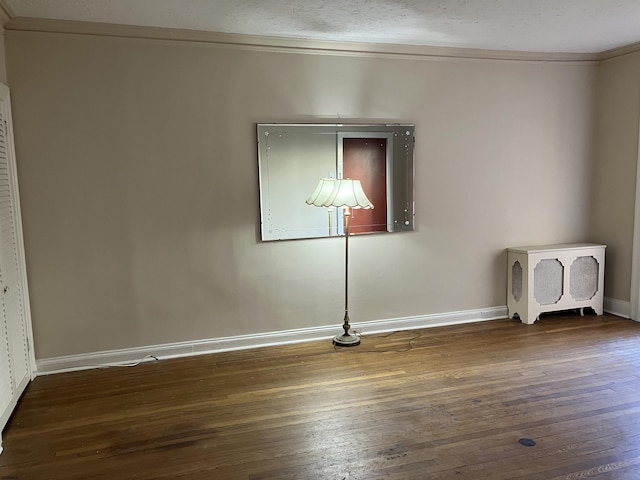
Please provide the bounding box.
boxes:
[5,0,640,53]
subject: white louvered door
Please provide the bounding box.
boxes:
[0,82,34,454]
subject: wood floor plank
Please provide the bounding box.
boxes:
[3,314,640,479]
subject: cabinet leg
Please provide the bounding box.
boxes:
[517,312,536,325]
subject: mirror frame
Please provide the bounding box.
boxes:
[257,123,415,241]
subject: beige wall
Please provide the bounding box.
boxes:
[590,52,640,303]
[6,31,598,358]
[0,15,7,85]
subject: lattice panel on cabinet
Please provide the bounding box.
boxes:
[534,259,563,305]
[570,256,599,301]
[512,261,523,302]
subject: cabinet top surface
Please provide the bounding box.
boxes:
[507,243,606,254]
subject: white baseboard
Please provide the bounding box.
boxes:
[352,305,508,335]
[604,296,631,319]
[35,305,508,375]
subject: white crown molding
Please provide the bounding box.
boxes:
[35,305,508,375]
[5,17,600,64]
[598,41,640,62]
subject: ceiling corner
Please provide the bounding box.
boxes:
[0,0,15,26]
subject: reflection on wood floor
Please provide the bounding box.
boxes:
[2,314,640,479]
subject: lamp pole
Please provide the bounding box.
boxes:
[306,177,371,347]
[334,206,360,346]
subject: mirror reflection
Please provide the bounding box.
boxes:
[257,123,415,241]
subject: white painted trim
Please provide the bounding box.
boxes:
[630,112,640,322]
[31,299,636,375]
[598,41,640,62]
[5,17,600,64]
[604,296,631,319]
[36,305,508,375]
[10,14,640,62]
[352,306,508,335]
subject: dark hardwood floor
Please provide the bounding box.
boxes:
[2,314,640,479]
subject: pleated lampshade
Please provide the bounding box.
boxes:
[306,178,374,209]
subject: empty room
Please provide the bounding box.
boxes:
[2,1,640,478]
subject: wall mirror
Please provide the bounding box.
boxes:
[257,123,415,241]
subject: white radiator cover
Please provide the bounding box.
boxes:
[507,243,606,325]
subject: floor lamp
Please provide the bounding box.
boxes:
[306,178,374,346]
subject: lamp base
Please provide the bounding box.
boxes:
[333,332,361,347]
